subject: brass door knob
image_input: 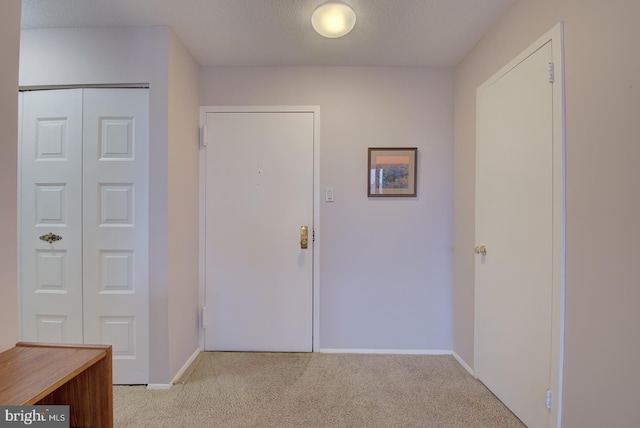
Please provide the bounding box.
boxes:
[474,245,487,256]
[300,226,309,249]
[40,233,62,244]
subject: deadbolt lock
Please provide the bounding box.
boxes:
[474,245,487,256]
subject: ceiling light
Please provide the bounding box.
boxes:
[311,2,356,38]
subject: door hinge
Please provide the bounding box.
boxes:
[201,306,207,329]
[201,124,208,148]
[548,63,555,84]
[546,389,552,409]
[313,230,315,242]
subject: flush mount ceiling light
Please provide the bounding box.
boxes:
[311,2,356,38]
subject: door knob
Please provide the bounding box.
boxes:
[40,233,62,244]
[474,245,487,256]
[300,226,309,249]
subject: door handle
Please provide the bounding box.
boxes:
[474,245,487,256]
[300,226,309,249]
[39,233,62,244]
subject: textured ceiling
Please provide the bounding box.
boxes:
[20,0,518,67]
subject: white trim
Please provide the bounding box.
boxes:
[171,348,201,385]
[550,22,566,428]
[320,349,452,355]
[312,109,321,352]
[453,351,475,376]
[19,83,150,91]
[474,23,565,428]
[198,105,321,352]
[146,384,172,390]
[198,118,207,352]
[16,92,23,340]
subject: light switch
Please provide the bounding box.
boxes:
[325,187,334,202]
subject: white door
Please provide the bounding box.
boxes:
[82,89,149,384]
[204,110,314,352]
[19,88,149,384]
[475,36,563,427]
[20,89,84,344]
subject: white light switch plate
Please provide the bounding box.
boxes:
[325,187,334,202]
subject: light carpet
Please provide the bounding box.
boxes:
[114,352,525,427]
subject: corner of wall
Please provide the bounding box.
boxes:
[0,0,22,352]
[167,28,202,379]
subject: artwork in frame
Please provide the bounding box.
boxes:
[368,147,417,197]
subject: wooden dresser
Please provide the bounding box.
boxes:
[0,342,112,428]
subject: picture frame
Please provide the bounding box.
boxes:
[368,147,417,197]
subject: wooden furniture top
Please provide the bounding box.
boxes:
[0,342,110,405]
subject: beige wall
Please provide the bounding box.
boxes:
[167,28,200,378]
[201,66,454,350]
[0,0,20,353]
[454,0,640,426]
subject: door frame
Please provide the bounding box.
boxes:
[198,105,321,352]
[17,91,23,340]
[474,23,565,428]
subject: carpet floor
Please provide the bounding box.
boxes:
[114,352,525,427]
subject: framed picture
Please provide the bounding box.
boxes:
[368,147,417,197]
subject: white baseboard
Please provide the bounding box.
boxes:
[452,351,475,376]
[319,348,453,355]
[172,348,201,384]
[146,384,172,390]
[146,348,201,390]
[318,349,475,376]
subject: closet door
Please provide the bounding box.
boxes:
[82,89,149,384]
[19,88,149,384]
[20,89,84,344]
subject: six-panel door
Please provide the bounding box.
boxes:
[19,88,149,384]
